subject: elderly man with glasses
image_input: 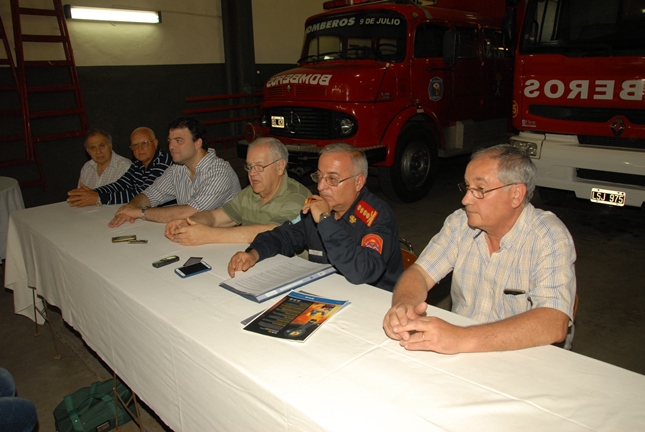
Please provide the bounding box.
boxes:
[383,144,577,354]
[165,137,311,245]
[227,142,404,292]
[67,126,172,207]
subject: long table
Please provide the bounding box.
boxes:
[5,202,645,431]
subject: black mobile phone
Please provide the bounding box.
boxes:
[174,261,212,278]
[152,255,180,268]
[184,256,203,266]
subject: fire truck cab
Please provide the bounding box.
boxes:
[511,0,645,208]
[243,0,515,202]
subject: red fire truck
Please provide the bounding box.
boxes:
[243,0,517,202]
[510,0,645,208]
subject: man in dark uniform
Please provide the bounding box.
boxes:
[227,143,404,291]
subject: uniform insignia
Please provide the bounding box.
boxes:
[349,215,356,224]
[361,234,384,254]
[354,200,379,227]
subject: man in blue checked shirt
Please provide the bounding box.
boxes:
[383,144,577,354]
[108,117,240,228]
[67,126,172,207]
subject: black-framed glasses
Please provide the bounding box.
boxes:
[130,141,154,150]
[244,159,279,172]
[458,182,517,199]
[311,171,358,187]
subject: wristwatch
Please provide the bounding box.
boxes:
[140,206,149,220]
[95,196,102,207]
[319,212,331,222]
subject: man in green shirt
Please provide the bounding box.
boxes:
[164,137,311,245]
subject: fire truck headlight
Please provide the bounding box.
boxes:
[511,139,540,158]
[339,118,355,135]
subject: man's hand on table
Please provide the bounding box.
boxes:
[165,217,207,245]
[392,314,466,355]
[67,183,99,207]
[227,250,260,277]
[383,301,427,341]
[108,204,141,228]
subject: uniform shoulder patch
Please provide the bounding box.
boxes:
[354,200,379,227]
[361,234,384,254]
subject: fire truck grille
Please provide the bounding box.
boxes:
[577,168,645,187]
[267,87,285,98]
[529,105,645,125]
[266,107,351,140]
[580,135,645,151]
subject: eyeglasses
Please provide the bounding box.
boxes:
[130,141,154,150]
[311,171,358,187]
[244,159,279,172]
[458,182,517,199]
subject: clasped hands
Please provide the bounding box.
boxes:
[383,302,464,354]
[164,217,208,245]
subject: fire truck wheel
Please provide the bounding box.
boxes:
[378,125,438,203]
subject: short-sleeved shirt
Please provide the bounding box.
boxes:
[94,149,173,205]
[220,174,311,226]
[415,204,577,323]
[142,149,241,211]
[249,187,404,291]
[78,151,132,189]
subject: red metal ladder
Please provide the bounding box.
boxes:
[9,0,89,187]
[0,14,46,188]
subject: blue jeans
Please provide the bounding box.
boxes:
[0,368,38,432]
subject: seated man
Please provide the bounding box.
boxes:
[227,143,404,292]
[108,117,241,227]
[383,144,577,353]
[67,126,172,207]
[0,368,38,432]
[78,128,132,189]
[164,137,311,244]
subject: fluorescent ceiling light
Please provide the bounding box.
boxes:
[64,5,161,24]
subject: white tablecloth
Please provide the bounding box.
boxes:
[5,202,645,431]
[0,177,25,261]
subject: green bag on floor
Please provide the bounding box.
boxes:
[53,378,135,432]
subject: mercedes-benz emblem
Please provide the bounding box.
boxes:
[610,118,625,137]
[286,111,301,134]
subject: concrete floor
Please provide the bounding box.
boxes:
[2,154,644,431]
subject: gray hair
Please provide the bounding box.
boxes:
[84,128,112,146]
[471,144,537,204]
[249,137,288,162]
[320,143,368,177]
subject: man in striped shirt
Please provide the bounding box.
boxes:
[67,127,172,207]
[383,144,577,353]
[108,117,241,227]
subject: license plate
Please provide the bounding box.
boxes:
[590,188,626,206]
[271,116,285,128]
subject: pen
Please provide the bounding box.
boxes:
[503,289,526,295]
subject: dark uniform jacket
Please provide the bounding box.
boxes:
[248,187,404,291]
